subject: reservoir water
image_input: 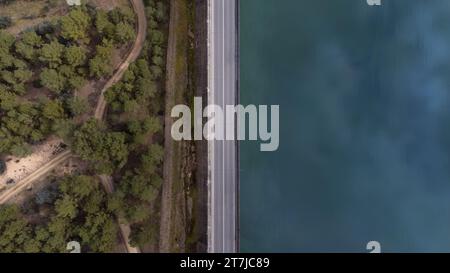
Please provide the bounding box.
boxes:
[240,0,450,252]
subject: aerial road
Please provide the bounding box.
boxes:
[208,0,239,253]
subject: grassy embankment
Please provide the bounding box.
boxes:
[159,0,187,253]
[160,0,200,253]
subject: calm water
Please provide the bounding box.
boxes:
[240,0,450,252]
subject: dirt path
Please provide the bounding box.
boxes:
[159,0,189,253]
[0,138,64,187]
[93,0,147,254]
[94,0,147,120]
[0,151,71,204]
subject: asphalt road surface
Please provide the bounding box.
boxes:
[208,0,238,253]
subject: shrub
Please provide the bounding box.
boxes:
[0,16,12,29]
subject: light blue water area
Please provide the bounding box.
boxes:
[240,0,450,252]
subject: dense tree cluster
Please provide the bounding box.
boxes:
[108,143,164,247]
[0,31,59,156]
[15,31,43,63]
[95,7,136,44]
[0,5,136,157]
[0,0,168,251]
[105,0,168,126]
[102,0,168,248]
[110,144,163,210]
[72,119,129,174]
[105,59,159,114]
[89,40,114,79]
[0,205,37,252]
[0,31,32,96]
[0,98,70,156]
[97,0,168,172]
[0,175,118,253]
[60,7,92,42]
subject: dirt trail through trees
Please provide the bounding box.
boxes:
[0,0,147,253]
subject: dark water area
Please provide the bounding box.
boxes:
[240,0,450,252]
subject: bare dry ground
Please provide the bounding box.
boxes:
[8,157,85,206]
[0,137,65,191]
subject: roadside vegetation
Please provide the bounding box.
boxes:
[0,0,170,252]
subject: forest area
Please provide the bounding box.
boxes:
[0,0,170,252]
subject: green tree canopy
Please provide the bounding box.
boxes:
[60,7,91,42]
[89,42,113,78]
[95,10,115,38]
[15,31,42,62]
[39,41,64,68]
[39,68,66,93]
[0,31,14,50]
[72,119,129,174]
[114,22,135,44]
[41,99,65,121]
[64,45,87,67]
[0,205,34,252]
[67,96,88,116]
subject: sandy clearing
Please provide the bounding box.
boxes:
[0,137,66,191]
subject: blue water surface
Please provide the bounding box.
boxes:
[240,0,450,252]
